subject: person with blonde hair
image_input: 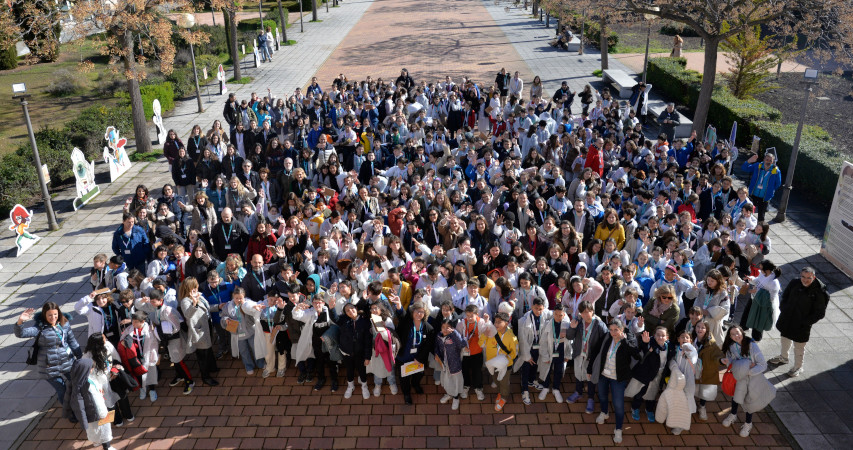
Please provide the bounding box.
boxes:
[179,277,220,386]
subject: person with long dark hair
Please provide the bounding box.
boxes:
[84,333,134,426]
[721,325,772,437]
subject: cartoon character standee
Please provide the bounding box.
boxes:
[9,204,40,256]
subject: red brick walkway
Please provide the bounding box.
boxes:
[312,0,535,89]
[22,357,790,449]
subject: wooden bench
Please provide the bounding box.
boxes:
[602,69,637,99]
[648,100,693,139]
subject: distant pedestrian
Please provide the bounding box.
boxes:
[741,150,782,222]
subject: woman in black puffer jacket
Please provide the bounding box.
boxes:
[336,303,373,399]
[15,302,82,405]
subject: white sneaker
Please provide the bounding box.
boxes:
[451,398,460,410]
[139,388,146,400]
[739,422,753,437]
[672,427,682,435]
[440,394,453,404]
[491,381,497,389]
[344,382,355,399]
[538,387,550,401]
[461,387,469,399]
[613,429,622,444]
[767,355,789,365]
[373,385,381,397]
[434,378,441,386]
[522,391,532,405]
[263,369,273,378]
[149,390,158,402]
[788,367,803,377]
[698,405,707,421]
[276,369,285,377]
[596,412,609,424]
[722,413,737,427]
[389,384,398,395]
[361,383,370,399]
[553,390,563,404]
[475,389,485,401]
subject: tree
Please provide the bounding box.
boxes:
[542,0,627,70]
[616,0,853,136]
[311,0,318,22]
[72,0,187,154]
[721,26,778,99]
[211,0,242,81]
[276,0,288,44]
[9,0,64,62]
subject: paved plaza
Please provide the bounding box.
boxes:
[0,0,851,448]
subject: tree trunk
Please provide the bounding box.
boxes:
[226,8,242,80]
[693,38,719,137]
[599,16,608,70]
[311,0,318,21]
[532,1,538,16]
[277,0,288,43]
[122,31,151,154]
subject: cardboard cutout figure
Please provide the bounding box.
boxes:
[9,204,40,256]
[103,126,132,182]
[153,99,167,145]
[71,147,100,210]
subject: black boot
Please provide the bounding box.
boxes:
[313,377,326,391]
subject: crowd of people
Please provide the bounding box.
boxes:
[15,67,831,447]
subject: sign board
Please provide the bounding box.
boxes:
[241,44,246,55]
[275,28,281,50]
[71,147,100,210]
[9,204,40,256]
[821,161,853,279]
[253,47,260,68]
[152,99,167,145]
[202,66,208,80]
[218,64,227,95]
[102,126,132,182]
[41,164,50,185]
[704,125,717,148]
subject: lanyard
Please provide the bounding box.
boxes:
[252,270,266,291]
[121,234,132,250]
[53,325,66,348]
[582,318,595,354]
[703,292,714,309]
[266,306,277,330]
[135,328,144,349]
[412,321,423,346]
[608,340,622,361]
[553,320,561,351]
[532,314,540,344]
[223,224,233,243]
[463,318,475,344]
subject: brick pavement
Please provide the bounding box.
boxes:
[6,0,850,449]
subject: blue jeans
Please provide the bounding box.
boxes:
[237,338,265,372]
[260,45,272,62]
[374,373,397,386]
[46,376,67,405]
[598,377,628,429]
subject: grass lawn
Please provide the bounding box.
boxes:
[0,37,120,156]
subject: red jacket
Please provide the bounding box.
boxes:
[246,233,278,264]
[117,337,147,381]
[585,144,603,177]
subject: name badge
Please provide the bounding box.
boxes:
[66,347,72,355]
[410,348,417,354]
[603,367,614,377]
[532,344,540,350]
[552,352,559,358]
[224,245,231,250]
[218,207,224,212]
[601,311,609,317]
[124,250,131,255]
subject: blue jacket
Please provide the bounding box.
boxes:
[14,313,81,378]
[434,329,465,374]
[742,161,782,201]
[112,225,151,271]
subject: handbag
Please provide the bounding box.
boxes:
[721,364,737,396]
[26,329,43,365]
[110,367,140,396]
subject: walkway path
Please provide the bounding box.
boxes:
[4,0,850,449]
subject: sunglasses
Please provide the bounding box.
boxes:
[660,295,674,300]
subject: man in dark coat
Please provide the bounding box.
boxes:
[769,267,829,377]
[210,208,250,261]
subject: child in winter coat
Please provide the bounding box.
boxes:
[135,289,193,394]
[220,287,267,375]
[291,293,336,390]
[435,318,465,410]
[692,319,723,421]
[657,332,698,435]
[75,291,122,346]
[337,302,373,399]
[365,302,399,396]
[456,304,487,401]
[63,358,116,450]
[118,311,160,402]
[482,310,518,411]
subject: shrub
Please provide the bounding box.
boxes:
[0,152,39,215]
[28,127,74,187]
[0,45,17,70]
[165,67,197,99]
[172,24,229,58]
[582,21,619,52]
[117,82,175,120]
[46,68,84,97]
[238,18,278,33]
[592,69,603,77]
[749,121,841,205]
[195,54,223,80]
[64,104,133,160]
[659,23,700,37]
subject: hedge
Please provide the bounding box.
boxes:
[750,121,843,205]
[0,45,17,70]
[0,153,39,216]
[646,56,841,205]
[237,18,279,33]
[116,82,176,120]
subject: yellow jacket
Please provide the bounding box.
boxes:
[594,223,626,250]
[382,280,413,310]
[483,327,518,367]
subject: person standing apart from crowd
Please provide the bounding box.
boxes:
[721,325,774,437]
[769,267,829,377]
[15,302,82,405]
[741,150,782,222]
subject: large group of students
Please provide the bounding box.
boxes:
[15,67,831,448]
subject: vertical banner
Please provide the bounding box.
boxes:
[821,161,853,279]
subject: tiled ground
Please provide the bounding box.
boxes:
[22,358,791,449]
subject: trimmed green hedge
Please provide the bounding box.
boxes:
[116,82,176,120]
[646,56,840,205]
[751,121,842,204]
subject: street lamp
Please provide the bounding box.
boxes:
[299,0,304,32]
[12,83,59,231]
[775,69,819,222]
[641,7,660,84]
[177,13,204,113]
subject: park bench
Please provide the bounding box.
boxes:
[647,100,694,139]
[602,69,637,99]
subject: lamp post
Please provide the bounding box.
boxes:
[641,7,659,84]
[299,0,304,32]
[12,83,59,231]
[775,69,819,222]
[178,14,204,113]
[579,8,585,55]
